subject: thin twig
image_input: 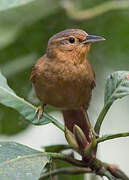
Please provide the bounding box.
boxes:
[39,167,92,179]
[97,132,129,143]
[63,0,129,20]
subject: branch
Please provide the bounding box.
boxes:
[43,152,129,179]
[39,167,92,179]
[44,152,86,167]
[100,170,118,180]
[97,132,129,143]
[63,0,129,20]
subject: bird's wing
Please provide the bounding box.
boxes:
[30,67,36,84]
[87,60,96,89]
[91,69,96,89]
[30,55,46,84]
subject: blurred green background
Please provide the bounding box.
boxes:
[0,0,129,179]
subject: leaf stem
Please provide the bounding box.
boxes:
[39,167,92,179]
[44,113,65,132]
[97,132,129,143]
[94,102,112,135]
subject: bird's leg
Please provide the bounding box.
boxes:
[84,111,99,139]
[36,103,46,120]
[89,127,99,139]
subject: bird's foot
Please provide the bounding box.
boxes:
[89,127,99,140]
[35,104,46,120]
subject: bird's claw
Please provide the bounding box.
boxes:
[35,106,44,120]
[89,127,99,139]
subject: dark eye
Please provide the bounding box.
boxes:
[69,37,75,43]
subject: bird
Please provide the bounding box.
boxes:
[30,29,105,141]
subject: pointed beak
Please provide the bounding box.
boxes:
[83,35,105,44]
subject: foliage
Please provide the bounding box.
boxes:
[0,142,49,180]
[0,68,129,179]
[0,0,129,180]
[95,71,129,134]
[0,0,129,134]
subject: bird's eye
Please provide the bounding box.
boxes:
[69,37,75,43]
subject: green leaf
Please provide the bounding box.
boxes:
[0,105,29,135]
[0,142,50,180]
[0,72,64,131]
[95,71,129,134]
[0,0,60,49]
[0,71,37,122]
[44,144,71,153]
[104,71,129,105]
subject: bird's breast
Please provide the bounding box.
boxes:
[33,59,95,109]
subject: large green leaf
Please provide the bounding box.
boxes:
[0,71,37,122]
[0,105,29,135]
[95,71,129,134]
[0,54,37,135]
[0,72,64,128]
[0,142,50,180]
[104,71,129,105]
[0,0,60,49]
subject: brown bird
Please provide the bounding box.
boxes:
[30,29,105,141]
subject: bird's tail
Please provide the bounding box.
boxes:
[62,108,91,142]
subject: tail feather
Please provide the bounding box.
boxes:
[62,109,91,142]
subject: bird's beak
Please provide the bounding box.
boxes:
[83,35,105,44]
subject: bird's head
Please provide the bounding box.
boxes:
[46,29,105,62]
